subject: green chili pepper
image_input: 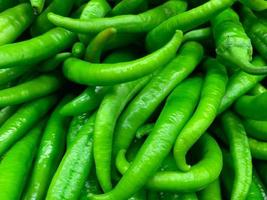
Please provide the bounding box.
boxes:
[212,8,267,74]
[0,122,45,200]
[63,31,183,86]
[220,111,252,200]
[90,77,203,200]
[78,0,111,44]
[0,27,76,69]
[46,113,96,200]
[249,83,267,95]
[243,119,267,141]
[234,92,267,120]
[0,65,32,85]
[79,173,102,200]
[218,56,266,114]
[60,86,109,116]
[221,150,267,200]
[30,0,75,36]
[241,7,267,61]
[240,0,267,11]
[113,41,203,159]
[72,42,86,59]
[0,0,18,12]
[60,49,138,116]
[115,134,222,193]
[0,95,57,157]
[246,170,267,200]
[94,76,151,192]
[197,179,222,200]
[38,52,72,72]
[0,106,17,127]
[23,95,72,200]
[30,0,45,14]
[174,58,227,172]
[146,0,234,51]
[128,190,147,200]
[249,137,267,160]
[67,112,91,147]
[0,3,34,46]
[111,0,148,15]
[47,0,187,34]
[85,28,117,62]
[183,27,212,43]
[136,123,154,139]
[0,73,63,107]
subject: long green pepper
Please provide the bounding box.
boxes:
[0,95,57,157]
[23,96,72,200]
[47,0,187,34]
[212,8,267,74]
[94,76,151,192]
[174,58,227,172]
[63,31,183,86]
[0,3,34,46]
[0,122,45,200]
[113,42,203,158]
[0,27,76,69]
[90,77,203,200]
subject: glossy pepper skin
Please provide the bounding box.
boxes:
[220,112,252,200]
[30,0,45,14]
[78,0,111,44]
[60,49,138,116]
[173,58,227,172]
[46,113,96,200]
[0,122,45,200]
[94,76,151,192]
[84,28,117,63]
[221,151,267,200]
[0,73,63,107]
[248,137,267,160]
[234,92,267,121]
[63,31,183,86]
[212,8,267,74]
[47,0,187,34]
[146,0,235,51]
[197,179,222,200]
[218,56,266,114]
[0,65,32,85]
[0,106,17,127]
[0,95,57,157]
[116,134,222,193]
[240,0,267,11]
[113,42,203,159]
[30,0,75,36]
[23,96,72,200]
[0,27,76,69]
[0,3,34,46]
[241,7,267,61]
[90,77,203,200]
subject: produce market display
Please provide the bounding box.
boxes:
[0,0,267,199]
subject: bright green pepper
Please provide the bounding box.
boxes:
[23,95,72,200]
[0,95,57,157]
[0,122,45,200]
[0,3,34,46]
[0,27,76,69]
